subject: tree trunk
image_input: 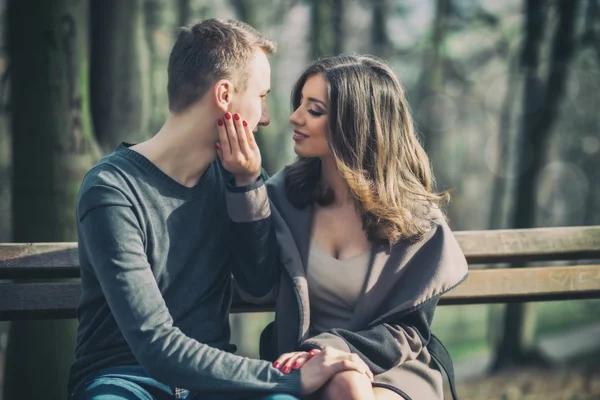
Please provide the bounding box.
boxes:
[91,0,152,151]
[371,0,391,58]
[144,0,177,134]
[0,0,10,244]
[417,0,449,156]
[0,1,10,397]
[4,0,98,398]
[229,0,257,25]
[582,0,600,61]
[487,53,521,232]
[310,0,333,59]
[331,0,345,55]
[178,0,191,28]
[492,0,581,371]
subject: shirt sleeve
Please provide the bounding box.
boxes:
[77,184,299,395]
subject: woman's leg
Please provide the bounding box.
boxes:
[317,371,406,400]
[320,371,375,400]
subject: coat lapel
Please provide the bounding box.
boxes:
[267,171,314,340]
[267,170,313,272]
[287,203,313,271]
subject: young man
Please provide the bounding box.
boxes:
[68,19,370,400]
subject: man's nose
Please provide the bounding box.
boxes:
[258,111,270,127]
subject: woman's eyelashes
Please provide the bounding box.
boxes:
[307,109,324,117]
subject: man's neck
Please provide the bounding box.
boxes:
[131,112,217,188]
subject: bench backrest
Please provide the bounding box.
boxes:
[1,226,600,320]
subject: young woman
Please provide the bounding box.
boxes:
[248,55,468,400]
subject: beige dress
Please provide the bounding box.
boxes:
[306,241,370,335]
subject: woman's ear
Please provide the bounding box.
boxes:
[213,79,232,112]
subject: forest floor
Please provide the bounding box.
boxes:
[452,361,600,400]
[447,322,600,399]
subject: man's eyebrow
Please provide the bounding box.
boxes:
[307,97,327,109]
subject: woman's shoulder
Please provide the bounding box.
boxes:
[265,166,289,206]
[266,167,287,188]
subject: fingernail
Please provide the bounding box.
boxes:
[218,119,224,126]
[309,349,318,355]
[292,362,299,369]
[242,120,248,127]
[225,112,231,120]
[282,366,290,373]
[234,113,240,121]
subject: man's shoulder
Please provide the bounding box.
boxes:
[81,150,134,191]
[77,152,139,217]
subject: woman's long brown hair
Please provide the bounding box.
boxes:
[285,55,449,246]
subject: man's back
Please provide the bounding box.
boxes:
[69,144,237,393]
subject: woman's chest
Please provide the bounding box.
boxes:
[311,206,370,260]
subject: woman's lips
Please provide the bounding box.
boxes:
[293,130,308,141]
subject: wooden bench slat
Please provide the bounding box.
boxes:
[0,243,79,278]
[444,264,600,303]
[455,225,600,264]
[1,226,600,279]
[2,264,599,320]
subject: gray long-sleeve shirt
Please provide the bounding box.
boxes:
[68,144,299,396]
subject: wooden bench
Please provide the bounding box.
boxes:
[1,226,600,321]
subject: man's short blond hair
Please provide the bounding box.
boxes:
[167,18,276,113]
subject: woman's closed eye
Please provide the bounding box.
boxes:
[308,109,324,117]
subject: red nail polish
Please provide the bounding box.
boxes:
[292,362,299,369]
[283,366,290,373]
[225,112,231,120]
[234,113,240,121]
[242,120,248,127]
[218,119,224,126]
[273,362,280,368]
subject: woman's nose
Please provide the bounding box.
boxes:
[289,108,302,125]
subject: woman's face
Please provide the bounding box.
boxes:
[289,74,330,158]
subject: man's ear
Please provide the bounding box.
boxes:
[213,79,233,112]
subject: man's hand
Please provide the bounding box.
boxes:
[216,112,262,186]
[297,347,374,395]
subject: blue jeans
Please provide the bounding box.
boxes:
[70,366,299,400]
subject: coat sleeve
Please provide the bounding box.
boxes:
[226,169,280,303]
[299,298,438,375]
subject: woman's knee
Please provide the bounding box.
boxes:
[321,370,373,400]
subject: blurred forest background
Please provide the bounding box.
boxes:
[0,0,599,399]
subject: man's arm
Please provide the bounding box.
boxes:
[77,185,298,395]
[226,173,280,302]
